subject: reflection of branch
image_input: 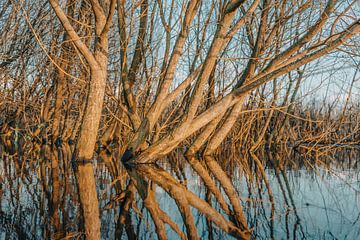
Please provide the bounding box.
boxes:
[141,188,167,240]
[204,156,249,233]
[135,164,250,239]
[129,173,187,240]
[157,174,199,239]
[115,181,136,239]
[156,204,187,240]
[249,152,275,238]
[186,156,232,215]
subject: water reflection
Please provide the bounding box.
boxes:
[1,146,360,239]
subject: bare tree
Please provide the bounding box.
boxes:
[1,0,359,239]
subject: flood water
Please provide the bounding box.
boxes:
[1,148,360,239]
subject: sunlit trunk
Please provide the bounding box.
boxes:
[74,65,107,240]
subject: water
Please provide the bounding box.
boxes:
[1,149,359,239]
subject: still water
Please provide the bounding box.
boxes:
[1,149,359,239]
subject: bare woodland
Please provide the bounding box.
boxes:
[1,0,360,239]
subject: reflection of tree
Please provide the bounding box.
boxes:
[126,163,251,239]
[1,146,360,239]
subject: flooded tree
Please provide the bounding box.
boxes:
[0,0,359,239]
[48,0,117,238]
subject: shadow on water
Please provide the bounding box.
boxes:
[1,144,360,239]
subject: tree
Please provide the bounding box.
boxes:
[124,0,360,163]
[1,0,359,239]
[48,0,116,238]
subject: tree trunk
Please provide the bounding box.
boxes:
[74,67,107,240]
